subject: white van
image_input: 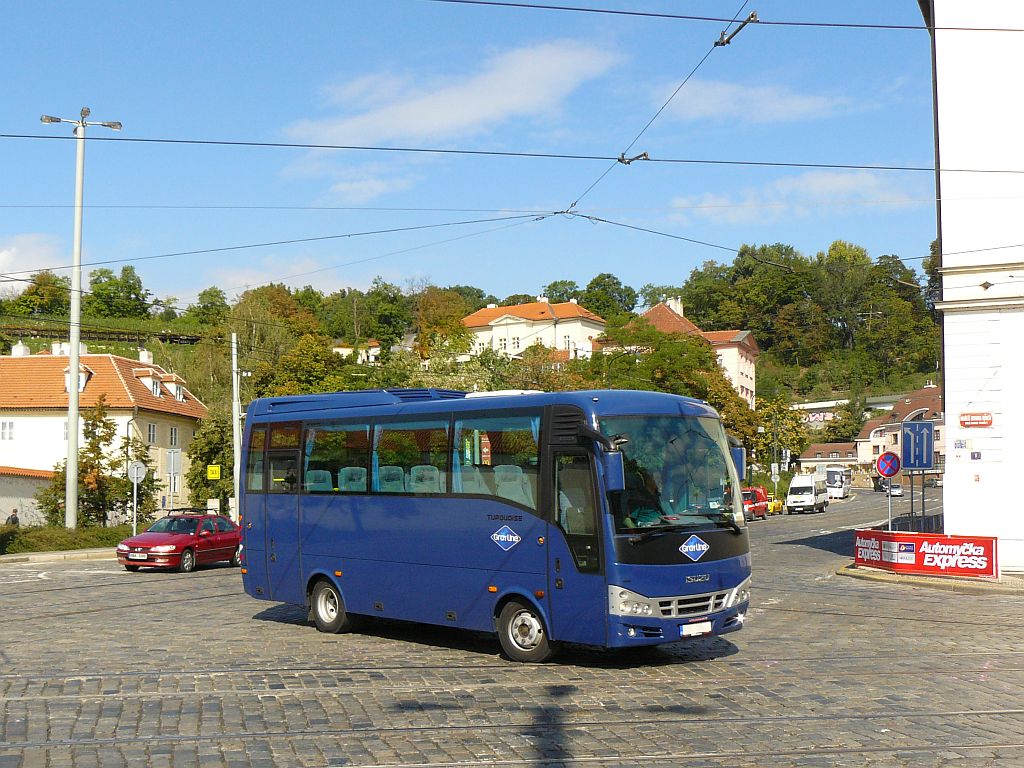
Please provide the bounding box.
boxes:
[786,473,829,514]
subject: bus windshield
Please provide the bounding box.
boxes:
[600,414,743,533]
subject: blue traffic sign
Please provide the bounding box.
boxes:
[877,451,901,478]
[901,421,935,470]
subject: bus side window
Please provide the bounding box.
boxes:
[245,428,267,493]
[304,422,370,494]
[267,423,301,495]
[554,453,600,573]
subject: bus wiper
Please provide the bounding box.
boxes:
[714,517,743,535]
[627,524,694,545]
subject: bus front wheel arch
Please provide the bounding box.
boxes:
[309,578,358,634]
[496,599,559,663]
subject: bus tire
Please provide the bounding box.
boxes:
[497,600,558,663]
[311,579,356,634]
[178,548,196,573]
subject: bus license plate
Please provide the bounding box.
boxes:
[680,621,712,637]
[127,552,147,560]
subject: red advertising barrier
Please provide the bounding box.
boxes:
[854,529,999,579]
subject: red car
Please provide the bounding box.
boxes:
[741,486,770,521]
[116,511,241,572]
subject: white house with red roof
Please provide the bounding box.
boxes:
[639,298,760,409]
[462,297,606,360]
[0,342,209,516]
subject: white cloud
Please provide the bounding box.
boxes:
[287,40,618,144]
[0,234,63,291]
[328,176,415,204]
[670,171,925,225]
[664,78,850,123]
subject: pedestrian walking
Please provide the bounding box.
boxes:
[5,508,19,527]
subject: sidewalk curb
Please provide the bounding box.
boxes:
[0,548,115,565]
[836,563,1024,596]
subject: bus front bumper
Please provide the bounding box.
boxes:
[607,600,749,647]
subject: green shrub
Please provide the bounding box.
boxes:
[0,524,132,555]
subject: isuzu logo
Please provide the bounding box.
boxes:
[679,535,710,562]
[686,574,710,583]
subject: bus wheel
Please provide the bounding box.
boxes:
[498,600,558,663]
[178,549,196,573]
[311,580,356,634]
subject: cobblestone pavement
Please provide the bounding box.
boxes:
[1,491,1022,767]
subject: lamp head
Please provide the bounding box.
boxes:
[40,115,61,124]
[100,121,122,131]
[80,107,91,119]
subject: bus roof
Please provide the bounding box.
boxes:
[245,388,719,422]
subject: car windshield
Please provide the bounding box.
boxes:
[147,517,199,535]
[600,414,742,533]
[742,491,755,502]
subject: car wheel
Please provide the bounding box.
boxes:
[311,579,358,634]
[123,564,140,572]
[497,600,558,663]
[178,548,196,573]
[230,547,242,567]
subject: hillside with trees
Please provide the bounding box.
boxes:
[2,238,941,507]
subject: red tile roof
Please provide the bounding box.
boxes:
[0,354,208,420]
[856,386,944,439]
[0,465,55,479]
[800,442,857,459]
[463,301,604,328]
[639,303,760,354]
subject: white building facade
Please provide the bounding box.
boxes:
[463,298,606,359]
[921,0,1024,570]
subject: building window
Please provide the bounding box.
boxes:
[175,384,185,402]
[147,423,157,444]
[934,429,941,441]
[873,446,880,456]
[0,421,12,441]
[815,452,822,458]
[499,338,507,351]
[563,335,571,350]
[512,336,520,351]
[829,451,839,459]
[151,379,161,396]
[170,427,179,447]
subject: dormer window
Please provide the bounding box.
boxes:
[151,378,162,397]
[64,366,91,393]
[174,383,185,402]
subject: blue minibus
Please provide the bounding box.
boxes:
[240,388,751,662]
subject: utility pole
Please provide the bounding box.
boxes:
[231,332,242,522]
[40,107,122,528]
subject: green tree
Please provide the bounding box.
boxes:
[185,415,235,511]
[580,273,637,320]
[35,396,159,527]
[182,286,230,327]
[413,286,472,359]
[821,398,866,442]
[363,278,413,353]
[445,284,497,313]
[542,280,580,303]
[501,292,536,306]
[8,271,70,317]
[83,266,152,318]
[251,334,353,397]
[750,397,809,470]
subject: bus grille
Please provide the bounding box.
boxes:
[658,590,730,618]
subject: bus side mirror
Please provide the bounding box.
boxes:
[602,451,625,492]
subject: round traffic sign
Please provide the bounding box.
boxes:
[876,451,901,478]
[128,460,148,484]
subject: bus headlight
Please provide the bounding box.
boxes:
[728,579,751,607]
[610,586,654,617]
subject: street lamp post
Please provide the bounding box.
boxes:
[40,108,122,529]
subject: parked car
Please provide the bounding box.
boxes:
[116,510,241,572]
[742,486,770,520]
[766,493,784,515]
[887,483,904,497]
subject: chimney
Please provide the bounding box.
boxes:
[666,297,685,316]
[536,296,548,303]
[569,298,578,304]
[51,342,63,355]
[11,341,30,357]
[138,348,154,365]
[486,303,497,309]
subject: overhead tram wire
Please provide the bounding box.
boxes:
[567,1,755,210]
[421,0,1024,33]
[6,133,1024,176]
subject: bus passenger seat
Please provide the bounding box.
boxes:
[378,465,406,493]
[408,464,442,493]
[338,466,367,492]
[459,466,489,495]
[305,469,334,492]
[494,465,533,507]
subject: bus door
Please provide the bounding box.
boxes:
[546,451,607,646]
[265,423,305,606]
[241,427,270,597]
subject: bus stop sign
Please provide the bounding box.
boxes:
[877,451,901,478]
[901,421,934,470]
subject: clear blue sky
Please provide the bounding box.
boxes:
[1,1,936,311]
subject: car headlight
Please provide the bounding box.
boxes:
[116,543,129,552]
[150,545,177,553]
[609,586,654,617]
